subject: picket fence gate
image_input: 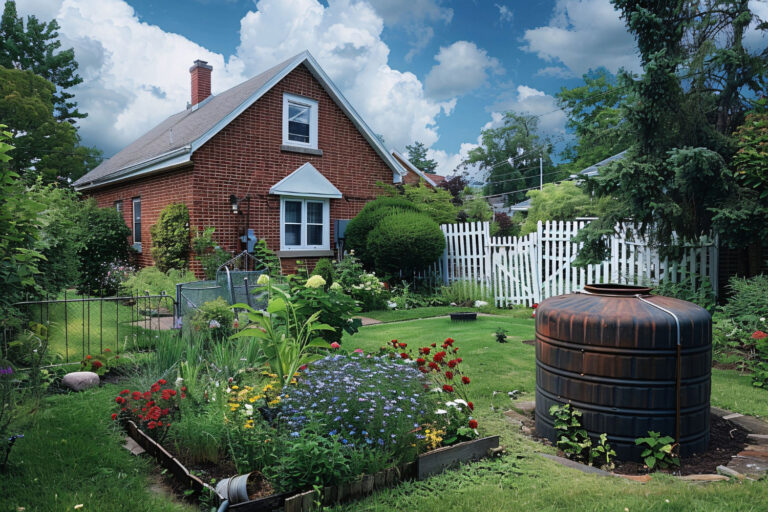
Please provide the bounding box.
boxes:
[432,220,718,307]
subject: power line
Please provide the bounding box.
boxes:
[483,168,564,187]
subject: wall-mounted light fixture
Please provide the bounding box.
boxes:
[229,194,240,214]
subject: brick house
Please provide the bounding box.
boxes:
[74,51,429,275]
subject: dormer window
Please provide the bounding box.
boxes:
[282,93,318,150]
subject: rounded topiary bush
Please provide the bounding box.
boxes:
[345,197,420,267]
[150,203,190,272]
[311,258,334,288]
[366,211,445,275]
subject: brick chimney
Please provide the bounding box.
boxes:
[189,59,212,106]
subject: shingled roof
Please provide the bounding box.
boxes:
[75,51,406,190]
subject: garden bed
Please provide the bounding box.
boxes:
[125,421,500,510]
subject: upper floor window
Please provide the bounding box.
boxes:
[282,93,318,150]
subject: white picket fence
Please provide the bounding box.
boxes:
[434,220,718,307]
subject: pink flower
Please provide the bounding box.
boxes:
[752,331,767,340]
[331,342,341,349]
[354,348,364,354]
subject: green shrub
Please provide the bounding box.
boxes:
[311,258,334,288]
[287,275,362,343]
[149,203,190,272]
[440,280,492,306]
[652,273,716,313]
[345,197,420,266]
[721,274,768,331]
[463,197,493,222]
[191,227,231,279]
[334,254,388,311]
[121,266,196,297]
[635,431,679,470]
[190,297,235,339]
[76,200,132,295]
[366,211,445,276]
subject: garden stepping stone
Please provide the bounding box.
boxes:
[746,434,768,446]
[513,400,536,414]
[123,437,146,456]
[723,455,768,479]
[62,371,100,391]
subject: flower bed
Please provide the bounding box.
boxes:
[114,338,500,509]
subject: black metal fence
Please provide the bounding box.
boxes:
[2,293,177,368]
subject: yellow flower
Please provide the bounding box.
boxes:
[257,274,270,286]
[231,385,239,390]
[305,275,326,288]
[248,397,257,403]
[244,419,254,429]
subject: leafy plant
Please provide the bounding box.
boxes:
[189,297,235,340]
[653,272,716,313]
[440,280,492,306]
[721,275,768,331]
[113,378,187,442]
[635,431,679,471]
[549,404,615,470]
[191,227,231,280]
[751,361,768,389]
[310,258,334,288]
[495,328,507,343]
[76,200,132,295]
[334,254,388,311]
[231,281,334,388]
[121,266,195,298]
[0,362,21,470]
[149,203,190,272]
[286,275,362,343]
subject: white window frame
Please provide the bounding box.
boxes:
[132,197,142,249]
[282,93,318,150]
[279,197,330,251]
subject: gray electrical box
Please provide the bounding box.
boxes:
[334,219,350,245]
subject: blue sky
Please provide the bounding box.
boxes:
[14,0,766,175]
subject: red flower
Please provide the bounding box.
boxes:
[147,421,157,429]
[111,413,117,421]
[104,348,111,352]
[299,364,308,371]
[447,360,457,368]
[181,386,187,392]
[456,358,462,363]
[445,371,454,380]
[467,401,474,411]
[150,384,161,393]
[158,379,167,385]
[428,362,439,370]
[532,303,539,309]
[115,396,124,404]
[120,389,130,395]
[443,384,454,392]
[453,348,459,353]
[416,358,426,366]
[391,339,398,347]
[143,391,151,400]
[86,355,92,360]
[398,342,407,348]
[181,393,186,399]
[420,347,431,355]
[430,343,437,348]
[752,330,767,339]
[331,342,341,349]
[469,419,478,429]
[442,343,449,349]
[462,376,470,384]
[445,338,454,346]
[419,367,429,373]
[115,355,119,359]
[400,352,409,359]
[433,351,447,363]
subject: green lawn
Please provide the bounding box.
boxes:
[3,311,766,512]
[0,387,195,512]
[359,306,531,323]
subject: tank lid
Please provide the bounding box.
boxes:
[583,283,652,296]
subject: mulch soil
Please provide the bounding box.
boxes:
[612,414,749,476]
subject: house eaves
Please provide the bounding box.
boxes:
[391,150,437,187]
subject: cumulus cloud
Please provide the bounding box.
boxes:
[16,0,453,156]
[521,0,640,76]
[745,0,768,51]
[424,41,503,100]
[492,85,567,136]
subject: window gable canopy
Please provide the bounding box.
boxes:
[269,162,342,199]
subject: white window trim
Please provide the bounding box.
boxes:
[282,93,318,150]
[279,196,330,251]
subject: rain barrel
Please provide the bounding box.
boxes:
[535,284,712,460]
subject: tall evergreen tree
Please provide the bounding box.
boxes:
[0,0,85,123]
[405,141,438,174]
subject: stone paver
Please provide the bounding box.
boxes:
[538,453,613,477]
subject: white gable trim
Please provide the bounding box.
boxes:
[270,162,342,199]
[391,150,437,187]
[74,146,192,191]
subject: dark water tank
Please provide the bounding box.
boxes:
[535,284,712,460]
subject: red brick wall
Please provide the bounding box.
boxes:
[87,167,195,270]
[88,63,395,277]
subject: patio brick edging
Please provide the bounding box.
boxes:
[125,421,501,511]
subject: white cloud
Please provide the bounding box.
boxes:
[745,0,768,51]
[495,4,513,25]
[424,41,503,100]
[16,0,453,156]
[522,0,640,76]
[428,142,477,176]
[535,66,576,79]
[493,85,567,136]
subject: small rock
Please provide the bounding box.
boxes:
[514,400,536,414]
[716,465,744,479]
[617,474,651,483]
[62,371,100,391]
[747,434,768,446]
[474,300,488,308]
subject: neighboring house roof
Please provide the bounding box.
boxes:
[577,150,628,178]
[74,51,407,191]
[269,162,342,198]
[390,150,437,187]
[510,198,531,212]
[429,174,446,186]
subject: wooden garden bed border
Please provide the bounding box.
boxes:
[125,421,500,511]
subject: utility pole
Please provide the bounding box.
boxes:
[539,155,543,190]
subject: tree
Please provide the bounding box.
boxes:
[405,141,438,174]
[462,112,560,204]
[574,0,767,264]
[556,68,631,174]
[150,203,190,272]
[0,67,101,184]
[518,182,614,235]
[0,0,85,122]
[439,174,468,205]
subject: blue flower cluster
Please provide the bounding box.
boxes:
[278,354,428,449]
